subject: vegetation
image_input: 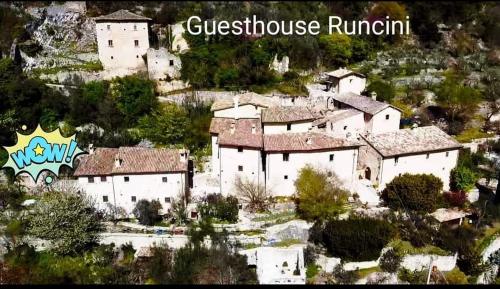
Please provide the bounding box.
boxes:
[132,199,163,226]
[198,193,239,223]
[234,176,270,213]
[398,268,427,284]
[450,165,479,192]
[331,263,359,284]
[309,217,395,261]
[379,248,402,273]
[445,267,469,284]
[294,167,349,221]
[381,173,443,214]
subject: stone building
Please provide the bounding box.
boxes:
[324,68,366,95]
[94,10,151,77]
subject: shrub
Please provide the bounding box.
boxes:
[332,263,359,284]
[133,199,163,226]
[445,267,468,284]
[310,218,395,261]
[379,248,402,273]
[381,173,443,214]
[398,268,427,284]
[198,194,239,223]
[443,191,468,207]
[295,167,349,221]
[234,176,270,213]
[450,165,479,192]
[367,80,396,102]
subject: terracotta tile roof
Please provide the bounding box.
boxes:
[261,106,319,123]
[94,9,151,22]
[325,68,365,79]
[362,126,463,157]
[210,92,278,111]
[332,92,401,115]
[211,118,263,148]
[74,147,188,176]
[312,109,363,126]
[263,132,361,152]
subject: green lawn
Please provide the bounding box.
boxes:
[388,239,451,256]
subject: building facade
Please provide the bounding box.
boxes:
[325,68,367,95]
[74,147,189,217]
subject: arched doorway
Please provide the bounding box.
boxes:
[364,167,371,180]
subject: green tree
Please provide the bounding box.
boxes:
[379,248,402,273]
[295,166,349,221]
[132,199,163,226]
[111,75,157,126]
[450,165,479,192]
[26,191,103,256]
[137,103,189,147]
[319,33,352,68]
[381,173,443,214]
[367,80,396,102]
[198,194,239,223]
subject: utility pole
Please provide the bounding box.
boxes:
[426,256,434,284]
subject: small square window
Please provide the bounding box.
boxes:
[284,175,288,180]
[385,114,390,120]
[124,176,130,182]
[88,176,94,183]
[131,196,136,202]
[133,25,137,31]
[329,154,334,162]
[162,177,168,183]
[238,146,243,152]
[107,24,111,30]
[134,40,139,47]
[110,56,114,59]
[165,197,171,203]
[394,157,399,164]
[100,176,107,182]
[445,152,449,157]
[136,55,139,58]
[103,196,108,202]
[426,153,430,159]
[191,211,198,219]
[286,124,291,131]
[108,40,113,47]
[343,125,347,130]
[238,165,243,172]
[283,153,289,162]
[169,59,174,66]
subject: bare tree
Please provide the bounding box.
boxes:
[234,176,270,213]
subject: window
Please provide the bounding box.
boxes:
[191,211,198,219]
[426,153,430,159]
[329,154,334,162]
[283,153,289,162]
[343,125,347,130]
[107,24,111,30]
[284,175,288,180]
[162,177,168,183]
[165,197,171,203]
[124,176,130,182]
[131,196,136,202]
[238,165,243,172]
[108,40,113,47]
[385,114,390,120]
[445,152,449,157]
[286,123,291,131]
[136,55,139,58]
[134,40,139,47]
[103,196,108,202]
[238,146,243,152]
[110,56,113,59]
[169,59,174,66]
[394,157,399,164]
[88,176,94,183]
[100,176,107,182]
[133,24,137,31]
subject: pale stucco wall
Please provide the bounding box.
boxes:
[378,149,460,191]
[263,121,312,134]
[95,21,149,73]
[265,148,359,196]
[368,107,402,135]
[213,104,264,119]
[147,47,181,80]
[78,171,186,216]
[335,75,366,95]
[219,146,264,196]
[326,113,365,138]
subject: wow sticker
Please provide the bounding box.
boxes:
[2,125,85,184]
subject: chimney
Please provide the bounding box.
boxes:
[88,143,95,155]
[251,124,256,134]
[179,149,187,162]
[233,96,239,120]
[306,137,312,145]
[370,91,377,101]
[230,121,236,134]
[114,156,122,168]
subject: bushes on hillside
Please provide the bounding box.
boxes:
[450,165,479,192]
[198,194,239,223]
[133,199,163,226]
[381,173,443,214]
[309,218,395,261]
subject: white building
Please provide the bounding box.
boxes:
[263,132,361,196]
[324,68,367,95]
[329,92,402,135]
[74,147,189,217]
[358,126,462,191]
[211,92,278,119]
[261,106,318,134]
[239,246,306,284]
[94,10,151,77]
[312,109,365,139]
[146,47,188,93]
[209,118,265,196]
